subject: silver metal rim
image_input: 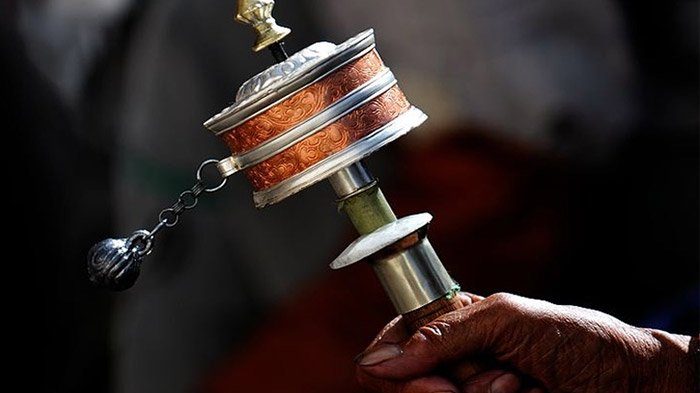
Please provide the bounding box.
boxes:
[205,29,376,134]
[330,213,433,270]
[252,106,428,207]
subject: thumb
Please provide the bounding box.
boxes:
[357,293,514,380]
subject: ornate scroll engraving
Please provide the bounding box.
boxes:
[222,50,385,154]
[244,85,411,190]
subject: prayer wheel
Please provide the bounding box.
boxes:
[88,0,464,332]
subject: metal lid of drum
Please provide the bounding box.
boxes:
[204,29,376,134]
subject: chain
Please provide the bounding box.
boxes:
[126,159,227,257]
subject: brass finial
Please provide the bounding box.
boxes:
[236,0,291,52]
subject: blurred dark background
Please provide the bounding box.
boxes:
[4,0,697,392]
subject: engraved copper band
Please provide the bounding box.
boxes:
[228,69,397,172]
[221,50,385,154]
[245,85,410,190]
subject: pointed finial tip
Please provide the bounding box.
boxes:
[236,0,291,52]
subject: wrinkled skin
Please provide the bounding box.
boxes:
[356,293,695,393]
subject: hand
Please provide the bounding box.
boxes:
[356,293,696,393]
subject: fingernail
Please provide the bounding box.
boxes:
[355,344,403,366]
[490,373,520,393]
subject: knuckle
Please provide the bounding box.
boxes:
[418,320,450,339]
[416,320,452,352]
[487,292,521,312]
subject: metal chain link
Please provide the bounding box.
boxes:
[126,159,227,256]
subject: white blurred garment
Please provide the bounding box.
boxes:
[313,0,638,156]
[18,0,133,105]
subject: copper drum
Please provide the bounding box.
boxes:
[205,30,427,207]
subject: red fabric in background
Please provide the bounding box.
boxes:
[202,131,564,393]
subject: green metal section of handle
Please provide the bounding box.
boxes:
[338,185,397,235]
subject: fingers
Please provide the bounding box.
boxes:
[358,303,489,378]
[461,371,520,393]
[357,292,513,382]
[357,369,537,393]
[357,370,460,393]
[450,359,487,384]
[357,292,480,370]
[356,293,562,393]
[461,370,548,393]
[457,292,484,306]
[355,292,548,393]
[360,292,481,359]
[358,293,535,380]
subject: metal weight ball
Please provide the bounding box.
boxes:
[87,231,151,290]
